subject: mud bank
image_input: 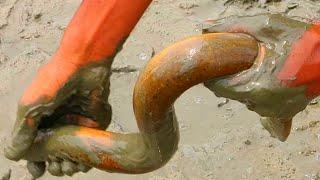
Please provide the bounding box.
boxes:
[1,0,320,179]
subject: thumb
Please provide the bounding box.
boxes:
[4,105,39,161]
[5,61,78,160]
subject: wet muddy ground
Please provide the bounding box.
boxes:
[1,0,320,179]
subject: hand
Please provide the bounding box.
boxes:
[3,0,153,177]
[4,54,112,177]
[203,14,320,141]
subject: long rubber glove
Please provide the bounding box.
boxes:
[4,0,152,177]
[203,14,320,141]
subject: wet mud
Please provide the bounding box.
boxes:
[1,0,320,179]
[21,33,258,175]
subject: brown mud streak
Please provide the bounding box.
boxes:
[24,33,259,173]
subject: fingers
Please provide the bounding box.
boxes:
[77,163,91,173]
[27,161,46,179]
[47,156,91,177]
[61,160,79,176]
[27,159,91,178]
[48,161,63,176]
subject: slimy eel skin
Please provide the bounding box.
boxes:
[23,33,259,173]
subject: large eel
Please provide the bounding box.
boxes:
[22,33,260,173]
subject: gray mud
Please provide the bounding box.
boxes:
[1,0,320,179]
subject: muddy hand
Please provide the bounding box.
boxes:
[21,33,259,174]
[4,52,113,178]
[204,14,320,141]
[4,0,152,178]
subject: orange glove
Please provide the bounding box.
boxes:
[4,0,152,177]
[204,14,320,141]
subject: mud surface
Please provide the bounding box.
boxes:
[1,0,320,179]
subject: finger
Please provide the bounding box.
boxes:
[27,161,46,179]
[4,115,38,161]
[5,61,78,161]
[77,163,91,173]
[61,160,78,176]
[48,161,63,177]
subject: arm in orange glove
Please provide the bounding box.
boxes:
[5,0,152,177]
[204,14,320,141]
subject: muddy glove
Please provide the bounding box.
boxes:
[18,60,113,177]
[203,14,320,141]
[4,0,152,178]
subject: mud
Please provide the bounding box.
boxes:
[1,0,320,179]
[19,33,258,176]
[204,14,315,141]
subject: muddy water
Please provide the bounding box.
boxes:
[1,0,320,179]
